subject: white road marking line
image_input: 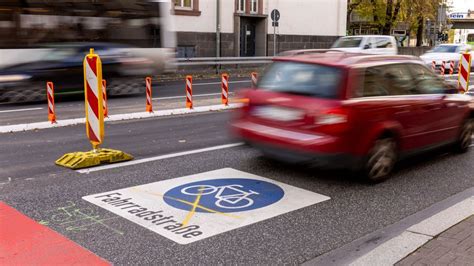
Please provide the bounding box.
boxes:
[0,107,43,114]
[0,103,242,133]
[77,143,244,174]
[349,196,474,266]
[192,80,250,86]
[152,92,234,101]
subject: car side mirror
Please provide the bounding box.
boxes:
[363,44,370,50]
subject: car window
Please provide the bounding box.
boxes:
[431,45,458,53]
[409,64,446,94]
[355,64,414,97]
[375,37,393,48]
[258,62,343,99]
[332,37,363,48]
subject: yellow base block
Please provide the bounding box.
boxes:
[55,148,133,169]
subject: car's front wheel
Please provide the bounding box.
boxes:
[364,137,397,182]
[454,118,473,153]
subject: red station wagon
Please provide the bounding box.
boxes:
[232,52,474,182]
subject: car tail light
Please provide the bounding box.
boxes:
[312,107,349,134]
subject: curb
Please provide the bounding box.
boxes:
[0,103,242,134]
[306,187,474,266]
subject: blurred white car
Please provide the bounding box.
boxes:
[331,35,398,55]
[420,44,472,74]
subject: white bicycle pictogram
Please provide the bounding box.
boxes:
[181,184,260,209]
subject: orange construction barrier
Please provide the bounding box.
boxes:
[146,77,153,113]
[46,81,56,123]
[221,73,229,106]
[102,79,108,117]
[186,75,193,109]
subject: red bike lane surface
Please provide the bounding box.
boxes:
[0,201,109,265]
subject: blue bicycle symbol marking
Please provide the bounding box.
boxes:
[164,178,285,213]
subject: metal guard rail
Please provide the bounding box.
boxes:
[175,56,274,66]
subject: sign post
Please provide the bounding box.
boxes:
[271,9,280,56]
[55,48,133,169]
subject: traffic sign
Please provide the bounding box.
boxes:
[272,22,279,27]
[271,9,280,22]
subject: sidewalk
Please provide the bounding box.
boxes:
[397,215,474,265]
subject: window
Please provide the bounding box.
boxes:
[258,62,343,99]
[237,0,245,12]
[375,37,393,48]
[174,0,192,9]
[250,0,258,13]
[355,64,414,97]
[332,37,363,48]
[409,64,446,94]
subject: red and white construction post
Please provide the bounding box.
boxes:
[458,53,472,93]
[440,61,445,76]
[450,60,455,75]
[251,72,258,88]
[84,48,104,150]
[46,81,56,123]
[146,77,153,113]
[102,79,108,117]
[432,61,436,72]
[221,73,229,106]
[186,75,193,109]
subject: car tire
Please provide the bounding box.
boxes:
[363,137,397,183]
[453,118,473,153]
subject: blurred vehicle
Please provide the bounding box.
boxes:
[0,0,176,103]
[330,35,397,55]
[0,43,154,103]
[232,52,473,182]
[419,44,472,74]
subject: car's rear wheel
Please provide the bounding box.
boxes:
[364,137,397,182]
[454,118,473,153]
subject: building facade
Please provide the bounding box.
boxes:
[171,0,347,57]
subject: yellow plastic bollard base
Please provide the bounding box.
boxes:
[55,148,133,169]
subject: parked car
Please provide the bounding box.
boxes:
[0,42,153,103]
[331,35,398,55]
[419,44,473,74]
[232,52,473,182]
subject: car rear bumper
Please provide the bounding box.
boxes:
[232,121,363,169]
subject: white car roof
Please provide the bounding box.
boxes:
[341,35,394,39]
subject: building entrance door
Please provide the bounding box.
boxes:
[240,18,256,57]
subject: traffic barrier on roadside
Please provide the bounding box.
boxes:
[56,48,133,169]
[102,79,108,117]
[221,73,229,106]
[46,81,56,124]
[146,77,153,113]
[432,61,436,72]
[450,61,455,75]
[251,72,258,88]
[458,53,472,93]
[186,75,193,109]
[440,61,445,76]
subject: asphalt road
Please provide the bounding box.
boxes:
[0,77,251,125]
[1,110,473,264]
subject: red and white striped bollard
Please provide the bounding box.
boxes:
[221,73,229,106]
[146,77,153,113]
[251,72,258,88]
[458,53,472,94]
[186,75,193,109]
[46,81,56,123]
